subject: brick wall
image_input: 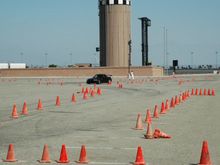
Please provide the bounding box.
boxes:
[0,66,163,77]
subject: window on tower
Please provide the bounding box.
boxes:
[114,0,118,4]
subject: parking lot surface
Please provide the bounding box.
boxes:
[0,75,220,164]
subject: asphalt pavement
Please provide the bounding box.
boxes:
[0,75,219,165]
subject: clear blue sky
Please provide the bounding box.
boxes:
[0,0,219,67]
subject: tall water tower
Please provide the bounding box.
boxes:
[98,0,131,67]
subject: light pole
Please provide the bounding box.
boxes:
[166,29,168,72]
[139,17,151,66]
[190,51,194,68]
[215,51,218,69]
[20,52,23,63]
[45,53,48,67]
[163,26,166,68]
[69,53,73,65]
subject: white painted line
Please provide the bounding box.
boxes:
[155,122,169,125]
[90,162,129,165]
[69,136,140,140]
[66,146,136,150]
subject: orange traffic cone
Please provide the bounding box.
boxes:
[85,87,89,94]
[56,96,61,106]
[97,88,102,95]
[89,88,92,94]
[199,141,212,165]
[211,89,215,96]
[11,104,19,119]
[38,144,51,163]
[56,144,70,163]
[145,109,152,124]
[83,92,88,100]
[182,93,185,101]
[199,89,203,96]
[187,90,190,98]
[76,145,89,164]
[165,99,170,110]
[175,95,179,105]
[153,105,159,118]
[153,129,171,139]
[81,87,85,93]
[144,123,154,139]
[191,88,194,95]
[133,146,146,165]
[203,89,207,96]
[195,88,199,95]
[90,90,95,97]
[21,101,28,115]
[72,94,76,103]
[3,144,17,162]
[160,102,166,114]
[170,97,175,108]
[134,113,144,130]
[208,89,211,96]
[37,99,43,110]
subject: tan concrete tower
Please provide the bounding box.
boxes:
[99,0,131,67]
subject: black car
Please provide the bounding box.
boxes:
[86,74,112,84]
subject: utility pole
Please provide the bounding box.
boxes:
[163,26,166,68]
[45,53,48,67]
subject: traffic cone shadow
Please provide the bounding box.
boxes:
[38,144,51,163]
[76,145,89,164]
[3,144,17,162]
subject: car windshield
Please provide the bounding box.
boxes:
[93,74,105,79]
[93,75,98,78]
